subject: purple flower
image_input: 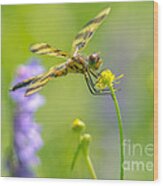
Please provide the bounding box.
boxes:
[9,58,45,177]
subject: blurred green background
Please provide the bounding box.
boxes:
[2,1,154,180]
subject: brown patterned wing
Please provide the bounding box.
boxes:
[72,7,111,54]
[30,43,70,59]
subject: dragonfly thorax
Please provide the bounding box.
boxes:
[88,53,103,70]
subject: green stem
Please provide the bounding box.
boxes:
[110,86,124,180]
[84,154,97,179]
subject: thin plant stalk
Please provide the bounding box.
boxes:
[84,154,97,179]
[110,86,124,180]
[81,133,97,179]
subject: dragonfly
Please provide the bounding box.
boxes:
[10,7,111,96]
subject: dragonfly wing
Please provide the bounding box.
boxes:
[24,68,55,96]
[30,43,69,59]
[25,77,49,96]
[10,76,38,91]
[10,72,50,96]
[72,7,111,54]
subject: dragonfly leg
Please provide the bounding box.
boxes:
[88,69,112,93]
[89,69,98,78]
[84,72,111,96]
[87,71,112,94]
[84,73,96,95]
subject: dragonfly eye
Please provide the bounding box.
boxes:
[88,53,103,70]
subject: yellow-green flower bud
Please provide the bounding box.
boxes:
[80,133,92,155]
[72,118,86,133]
[80,133,91,146]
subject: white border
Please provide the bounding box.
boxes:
[1,0,162,186]
[0,0,155,5]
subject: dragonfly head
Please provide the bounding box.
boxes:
[88,53,103,70]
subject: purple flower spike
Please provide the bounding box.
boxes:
[9,58,45,177]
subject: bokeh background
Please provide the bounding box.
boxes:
[2,1,154,180]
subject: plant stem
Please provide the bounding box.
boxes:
[84,155,97,179]
[110,86,124,180]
